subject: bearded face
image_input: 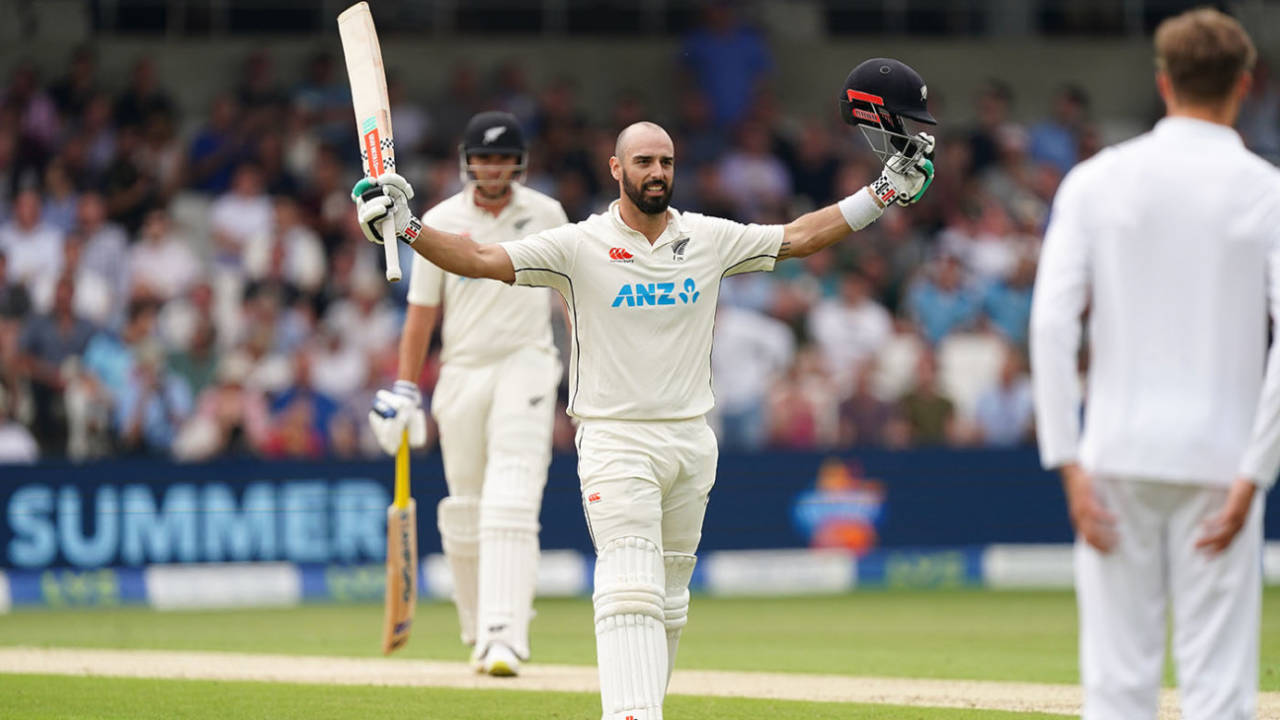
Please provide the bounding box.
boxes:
[621,167,673,215]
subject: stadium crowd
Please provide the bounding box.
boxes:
[1,24,1277,463]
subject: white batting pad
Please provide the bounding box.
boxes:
[437,495,480,646]
[662,552,697,688]
[477,498,541,660]
[593,536,667,719]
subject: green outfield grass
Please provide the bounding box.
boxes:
[5,674,1070,720]
[3,588,1279,688]
[4,588,1279,719]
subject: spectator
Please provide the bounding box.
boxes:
[838,362,898,448]
[1238,60,1280,164]
[83,297,161,433]
[1028,85,1090,174]
[712,304,795,450]
[129,208,202,301]
[982,251,1036,347]
[428,63,484,159]
[0,190,64,292]
[101,125,159,234]
[0,381,37,463]
[973,346,1034,447]
[896,350,958,447]
[387,75,431,156]
[114,340,192,455]
[236,50,286,117]
[292,51,350,148]
[168,316,219,397]
[3,63,61,176]
[187,94,249,194]
[0,251,32,320]
[113,57,174,130]
[967,79,1019,176]
[680,2,773,127]
[74,192,130,322]
[79,93,117,179]
[210,163,273,269]
[807,271,892,397]
[309,322,368,401]
[49,45,98,121]
[267,351,337,456]
[18,276,97,453]
[172,352,270,461]
[42,160,78,233]
[787,122,841,210]
[717,121,791,222]
[906,253,980,345]
[323,271,398,361]
[30,235,112,327]
[243,196,326,295]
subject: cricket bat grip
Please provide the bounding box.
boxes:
[382,215,402,282]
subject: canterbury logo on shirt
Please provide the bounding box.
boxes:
[608,247,634,262]
[610,278,700,308]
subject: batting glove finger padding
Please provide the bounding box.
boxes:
[356,194,394,244]
[368,380,429,455]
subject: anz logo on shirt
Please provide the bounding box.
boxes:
[611,278,700,308]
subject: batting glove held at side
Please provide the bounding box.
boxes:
[352,173,421,245]
[870,132,936,207]
[368,379,429,455]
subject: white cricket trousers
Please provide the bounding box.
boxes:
[1076,476,1264,720]
[575,416,719,720]
[431,345,560,656]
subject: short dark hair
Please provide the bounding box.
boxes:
[1155,8,1256,104]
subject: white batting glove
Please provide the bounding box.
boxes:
[368,380,428,455]
[870,132,936,207]
[352,173,421,245]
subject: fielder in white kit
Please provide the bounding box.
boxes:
[357,59,937,720]
[1031,9,1279,719]
[362,111,567,676]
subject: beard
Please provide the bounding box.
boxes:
[622,169,673,215]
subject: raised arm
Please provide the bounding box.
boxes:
[352,173,515,283]
[779,135,934,260]
[402,225,515,284]
[779,191,880,260]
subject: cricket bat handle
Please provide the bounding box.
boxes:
[382,215,402,282]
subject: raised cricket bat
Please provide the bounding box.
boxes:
[338,1,402,282]
[381,430,416,654]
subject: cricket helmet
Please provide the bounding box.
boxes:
[458,110,527,184]
[839,58,936,163]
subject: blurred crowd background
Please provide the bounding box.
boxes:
[1,1,1278,463]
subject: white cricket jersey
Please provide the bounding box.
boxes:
[407,184,568,366]
[502,201,784,421]
[1031,117,1280,488]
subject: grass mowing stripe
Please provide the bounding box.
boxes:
[5,673,1072,719]
[2,589,1277,689]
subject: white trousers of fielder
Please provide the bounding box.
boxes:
[576,416,718,720]
[432,345,560,661]
[1076,476,1263,720]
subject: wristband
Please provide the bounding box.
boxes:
[838,187,885,231]
[400,216,422,244]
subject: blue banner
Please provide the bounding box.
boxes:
[3,449,1277,570]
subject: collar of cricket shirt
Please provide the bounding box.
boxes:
[1154,116,1244,147]
[607,199,691,252]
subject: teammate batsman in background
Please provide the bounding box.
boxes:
[356,60,936,720]
[363,111,567,677]
[1031,9,1279,719]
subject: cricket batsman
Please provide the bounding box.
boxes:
[362,111,567,676]
[356,59,936,719]
[1031,9,1280,719]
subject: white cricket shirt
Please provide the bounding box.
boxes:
[502,201,784,420]
[408,184,568,366]
[1031,117,1280,488]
